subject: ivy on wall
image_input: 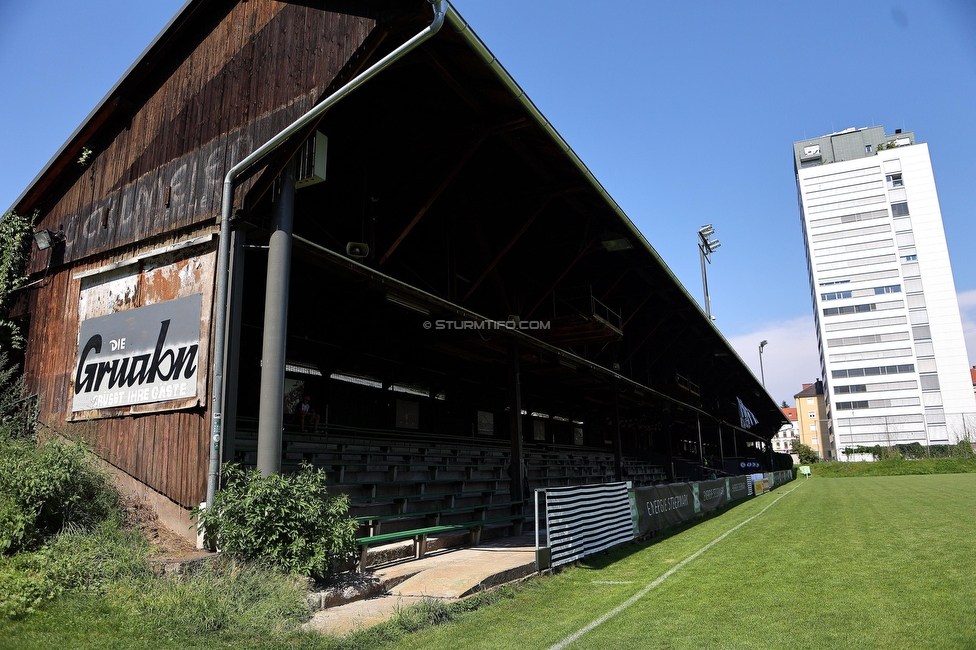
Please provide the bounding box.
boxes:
[0,210,37,350]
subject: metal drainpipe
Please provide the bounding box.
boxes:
[206,0,447,508]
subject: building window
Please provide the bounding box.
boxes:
[809,423,817,431]
[901,254,918,262]
[891,202,910,217]
[835,384,868,394]
[886,173,903,188]
[875,285,901,295]
[920,374,941,391]
[812,437,818,445]
[808,411,815,419]
[912,325,931,340]
[821,290,853,301]
[865,145,872,153]
[831,364,914,379]
[835,401,870,410]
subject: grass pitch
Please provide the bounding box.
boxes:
[381,474,976,650]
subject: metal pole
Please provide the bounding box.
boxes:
[257,159,296,476]
[534,489,540,555]
[698,243,711,320]
[759,346,766,387]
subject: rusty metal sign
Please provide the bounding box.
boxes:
[72,294,202,412]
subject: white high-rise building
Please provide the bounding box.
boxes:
[794,126,976,459]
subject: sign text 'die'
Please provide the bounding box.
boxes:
[72,294,202,412]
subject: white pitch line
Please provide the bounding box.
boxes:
[548,480,807,650]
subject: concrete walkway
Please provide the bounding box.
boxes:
[305,535,538,636]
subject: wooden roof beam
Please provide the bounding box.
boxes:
[378,131,486,266]
[462,194,552,302]
[525,237,597,319]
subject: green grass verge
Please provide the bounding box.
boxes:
[812,456,976,477]
[0,560,517,650]
[374,475,976,650]
[5,475,975,648]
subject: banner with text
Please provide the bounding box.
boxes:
[632,482,696,536]
[697,478,730,513]
[633,473,790,537]
[72,294,202,413]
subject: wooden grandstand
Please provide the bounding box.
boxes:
[10,0,789,549]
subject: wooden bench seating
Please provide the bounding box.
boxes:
[354,500,526,536]
[356,514,527,571]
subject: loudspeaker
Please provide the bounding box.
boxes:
[345,242,369,259]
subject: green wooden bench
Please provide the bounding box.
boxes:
[355,504,489,536]
[356,514,527,571]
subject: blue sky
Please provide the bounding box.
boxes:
[2,0,974,405]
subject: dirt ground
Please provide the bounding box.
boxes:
[121,495,205,561]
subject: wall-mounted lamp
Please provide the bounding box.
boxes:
[33,228,65,251]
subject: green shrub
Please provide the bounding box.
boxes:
[195,463,357,579]
[0,433,119,554]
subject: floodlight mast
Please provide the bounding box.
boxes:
[759,339,768,387]
[698,225,720,319]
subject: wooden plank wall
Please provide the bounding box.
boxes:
[22,1,380,508]
[29,1,377,273]
[27,225,216,507]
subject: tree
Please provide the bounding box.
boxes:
[793,441,820,464]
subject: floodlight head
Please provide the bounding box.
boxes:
[759,339,768,350]
[698,224,714,237]
[33,230,53,251]
[33,228,65,251]
[708,239,721,252]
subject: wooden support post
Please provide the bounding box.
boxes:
[696,413,705,480]
[610,381,624,482]
[508,339,525,502]
[718,422,725,470]
[221,228,246,464]
[666,420,675,482]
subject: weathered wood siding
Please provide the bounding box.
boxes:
[23,0,380,507]
[29,1,377,271]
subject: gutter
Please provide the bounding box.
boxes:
[206,0,448,507]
